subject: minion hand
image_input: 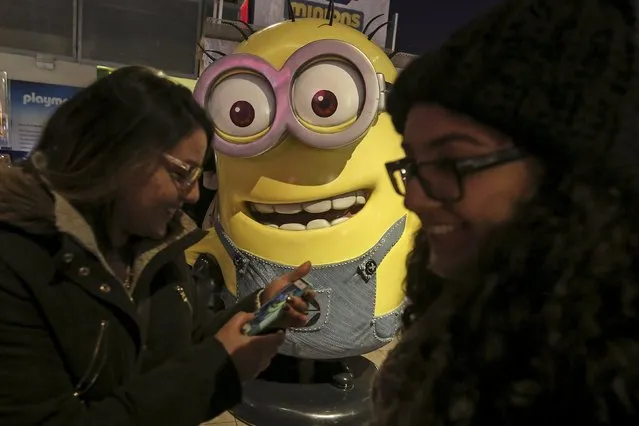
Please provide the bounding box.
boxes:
[260,261,317,329]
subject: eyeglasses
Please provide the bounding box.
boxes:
[385,147,526,202]
[163,153,203,190]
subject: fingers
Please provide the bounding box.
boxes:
[228,312,255,329]
[302,289,317,303]
[242,332,284,381]
[281,296,310,328]
[261,262,314,324]
[301,290,320,311]
[263,262,313,302]
[282,261,312,283]
[281,311,309,328]
[286,295,309,315]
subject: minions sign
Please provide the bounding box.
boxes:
[287,0,364,30]
[252,0,391,47]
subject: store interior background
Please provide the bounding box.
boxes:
[0,0,507,177]
[0,0,506,86]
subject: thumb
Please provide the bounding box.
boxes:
[227,312,255,329]
[283,261,312,283]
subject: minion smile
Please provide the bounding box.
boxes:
[247,190,368,230]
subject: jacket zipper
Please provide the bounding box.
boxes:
[175,285,193,314]
[73,320,109,398]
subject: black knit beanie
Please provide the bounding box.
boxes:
[388,0,639,167]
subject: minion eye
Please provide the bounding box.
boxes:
[292,60,365,128]
[208,73,275,138]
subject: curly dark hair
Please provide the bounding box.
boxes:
[372,0,639,425]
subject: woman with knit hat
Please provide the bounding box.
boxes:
[373,0,639,424]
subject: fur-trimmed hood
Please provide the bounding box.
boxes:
[0,166,58,236]
[0,165,200,290]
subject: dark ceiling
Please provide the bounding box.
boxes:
[389,0,505,54]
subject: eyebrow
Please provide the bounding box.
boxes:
[401,132,484,152]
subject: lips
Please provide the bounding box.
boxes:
[426,224,457,236]
[425,223,470,253]
[247,190,368,231]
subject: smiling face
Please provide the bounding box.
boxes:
[402,104,538,279]
[113,128,207,240]
[199,19,418,268]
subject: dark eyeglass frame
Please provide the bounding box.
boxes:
[385,146,526,202]
[163,153,203,191]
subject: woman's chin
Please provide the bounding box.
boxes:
[429,255,470,281]
[428,238,483,281]
[152,225,169,240]
[430,264,455,280]
[136,223,169,240]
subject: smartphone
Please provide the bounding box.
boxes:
[242,278,313,336]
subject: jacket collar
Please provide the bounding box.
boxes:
[0,165,204,288]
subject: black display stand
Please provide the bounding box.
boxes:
[231,355,377,426]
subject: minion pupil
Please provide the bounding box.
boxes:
[208,72,275,139]
[292,59,365,127]
[312,90,339,118]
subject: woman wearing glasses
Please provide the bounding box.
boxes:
[374,0,639,424]
[0,66,313,426]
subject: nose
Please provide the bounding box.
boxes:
[182,183,200,205]
[403,178,441,214]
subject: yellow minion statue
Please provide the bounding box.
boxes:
[188,1,419,424]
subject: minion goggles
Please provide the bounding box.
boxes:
[194,39,392,158]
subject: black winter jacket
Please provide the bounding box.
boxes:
[0,166,256,426]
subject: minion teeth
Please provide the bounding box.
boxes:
[247,189,368,230]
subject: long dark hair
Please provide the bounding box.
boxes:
[374,1,639,424]
[31,66,213,206]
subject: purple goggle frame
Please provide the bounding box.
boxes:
[194,39,390,158]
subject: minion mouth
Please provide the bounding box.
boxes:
[247,190,368,231]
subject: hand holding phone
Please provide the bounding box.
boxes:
[242,279,314,336]
[215,312,285,382]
